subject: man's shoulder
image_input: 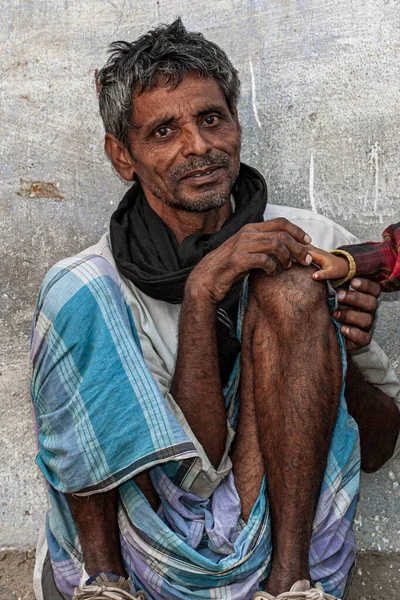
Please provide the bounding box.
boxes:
[265,204,360,250]
[36,233,120,319]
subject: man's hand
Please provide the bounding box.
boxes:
[186,218,312,303]
[333,278,381,350]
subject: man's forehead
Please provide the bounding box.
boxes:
[131,73,229,125]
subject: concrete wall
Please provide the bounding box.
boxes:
[1,0,399,549]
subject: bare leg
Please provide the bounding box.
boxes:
[67,488,126,578]
[232,304,264,522]
[66,471,159,578]
[236,265,343,595]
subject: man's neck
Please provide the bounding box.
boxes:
[145,196,232,245]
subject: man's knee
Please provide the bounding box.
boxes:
[248,264,329,326]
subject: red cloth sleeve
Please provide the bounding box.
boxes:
[339,222,400,292]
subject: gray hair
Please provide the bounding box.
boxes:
[97,18,240,149]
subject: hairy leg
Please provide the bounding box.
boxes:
[232,305,264,522]
[67,488,126,578]
[66,471,159,578]
[237,265,343,595]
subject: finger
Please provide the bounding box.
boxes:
[258,254,278,275]
[254,218,312,244]
[307,248,325,268]
[235,252,278,276]
[346,340,362,352]
[336,289,378,313]
[340,325,371,349]
[263,256,278,275]
[312,268,330,281]
[276,231,313,266]
[333,309,374,330]
[349,277,381,298]
[306,245,326,265]
[236,234,305,269]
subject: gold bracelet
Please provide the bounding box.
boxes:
[329,250,357,287]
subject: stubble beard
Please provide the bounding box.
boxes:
[153,155,240,213]
[164,188,231,213]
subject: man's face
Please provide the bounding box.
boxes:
[126,73,241,212]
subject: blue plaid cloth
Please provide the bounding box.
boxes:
[30,253,360,600]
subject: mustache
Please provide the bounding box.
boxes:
[170,155,230,180]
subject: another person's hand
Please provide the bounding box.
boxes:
[186,218,312,303]
[333,278,381,351]
[306,246,350,282]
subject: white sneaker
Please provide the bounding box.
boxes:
[252,579,340,599]
[73,572,146,600]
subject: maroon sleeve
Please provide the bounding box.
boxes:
[339,222,400,292]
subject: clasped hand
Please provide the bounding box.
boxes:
[332,278,380,351]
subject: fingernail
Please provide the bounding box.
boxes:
[305,253,312,265]
[313,272,319,280]
[333,310,341,319]
[341,325,350,335]
[304,234,312,244]
[337,290,346,301]
[351,278,361,288]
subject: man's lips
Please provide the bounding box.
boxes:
[180,165,223,182]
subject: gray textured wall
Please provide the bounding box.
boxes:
[1,0,399,549]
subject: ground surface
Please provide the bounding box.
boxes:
[0,549,35,600]
[0,549,399,599]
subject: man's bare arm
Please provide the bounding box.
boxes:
[345,358,400,472]
[170,285,227,467]
[315,275,400,468]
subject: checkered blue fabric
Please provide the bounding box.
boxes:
[30,254,360,600]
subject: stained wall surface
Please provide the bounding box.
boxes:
[1,0,399,548]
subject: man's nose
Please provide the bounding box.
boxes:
[180,125,211,157]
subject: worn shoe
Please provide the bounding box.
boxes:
[73,572,146,600]
[252,579,340,599]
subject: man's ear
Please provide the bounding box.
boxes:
[104,133,135,181]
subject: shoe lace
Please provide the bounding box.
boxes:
[74,583,146,600]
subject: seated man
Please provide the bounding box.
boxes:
[30,19,400,600]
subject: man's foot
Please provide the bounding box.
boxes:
[73,572,146,599]
[252,580,340,599]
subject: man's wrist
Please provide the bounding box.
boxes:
[184,275,221,307]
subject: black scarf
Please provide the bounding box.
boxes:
[110,162,268,384]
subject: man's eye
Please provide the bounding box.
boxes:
[154,127,171,138]
[203,115,219,126]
